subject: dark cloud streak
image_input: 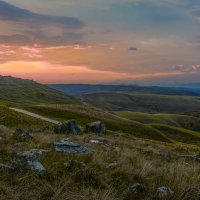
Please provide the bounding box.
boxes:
[0,1,85,46]
[128,47,138,51]
[0,0,84,29]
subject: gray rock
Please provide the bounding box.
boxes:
[105,162,118,169]
[86,121,106,133]
[165,152,172,162]
[13,129,34,140]
[16,149,48,160]
[156,186,174,198]
[0,163,15,174]
[0,125,11,133]
[54,139,92,154]
[12,149,47,175]
[26,160,46,176]
[179,155,200,162]
[54,120,80,134]
[104,143,119,151]
[89,139,101,144]
[128,183,144,194]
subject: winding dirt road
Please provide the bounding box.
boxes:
[10,108,60,125]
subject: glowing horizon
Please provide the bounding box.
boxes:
[0,0,200,84]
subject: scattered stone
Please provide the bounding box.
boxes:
[89,139,101,144]
[105,162,118,169]
[13,129,34,140]
[104,143,119,151]
[179,155,200,162]
[128,183,144,194]
[165,152,172,162]
[54,139,92,154]
[26,160,46,176]
[54,120,80,134]
[156,186,174,198]
[86,121,106,133]
[0,125,12,135]
[12,149,47,176]
[0,163,15,174]
[16,149,48,160]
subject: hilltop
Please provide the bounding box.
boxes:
[0,76,79,106]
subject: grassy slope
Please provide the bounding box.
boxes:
[24,104,171,143]
[116,111,200,131]
[0,76,78,106]
[0,105,51,129]
[83,92,200,113]
[150,123,200,145]
[0,101,199,199]
[0,117,200,199]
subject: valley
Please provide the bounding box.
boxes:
[0,77,200,199]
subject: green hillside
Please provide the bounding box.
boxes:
[83,92,200,113]
[150,123,200,145]
[0,103,200,199]
[0,76,79,106]
[116,111,200,132]
[0,105,50,129]
[24,104,171,142]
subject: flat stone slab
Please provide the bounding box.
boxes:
[54,139,93,154]
[17,149,48,160]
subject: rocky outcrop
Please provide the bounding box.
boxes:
[54,139,92,154]
[128,183,144,194]
[105,162,118,169]
[86,121,106,133]
[156,186,174,198]
[13,129,34,140]
[12,149,48,176]
[54,120,80,134]
[179,154,200,162]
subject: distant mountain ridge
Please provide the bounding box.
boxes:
[0,76,78,105]
[48,84,200,96]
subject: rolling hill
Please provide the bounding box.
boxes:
[116,111,200,132]
[0,78,200,199]
[24,104,171,142]
[0,76,79,105]
[82,92,200,113]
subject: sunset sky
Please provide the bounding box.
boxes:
[0,0,200,84]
